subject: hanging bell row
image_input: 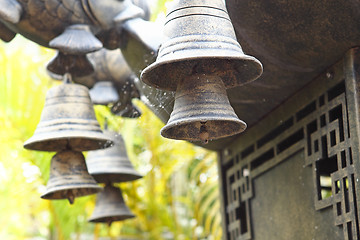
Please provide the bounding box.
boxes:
[141,0,263,143]
[24,73,114,204]
[24,73,113,152]
[86,128,141,224]
[39,130,142,205]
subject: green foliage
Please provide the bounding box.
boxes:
[1,21,222,240]
[94,102,222,240]
[150,0,173,21]
[0,36,54,240]
[0,37,97,240]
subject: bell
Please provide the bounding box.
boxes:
[41,150,102,204]
[47,51,95,77]
[24,74,113,152]
[141,0,263,91]
[86,130,142,183]
[89,81,120,105]
[140,0,263,143]
[161,75,246,143]
[88,184,135,225]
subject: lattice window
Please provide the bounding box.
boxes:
[221,54,360,240]
[225,155,252,240]
[303,81,359,239]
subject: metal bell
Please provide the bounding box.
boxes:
[88,184,135,225]
[89,81,120,105]
[86,130,142,183]
[161,75,246,144]
[47,51,95,77]
[140,0,262,143]
[24,74,113,152]
[41,150,102,204]
[141,0,263,91]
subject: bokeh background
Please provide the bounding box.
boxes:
[0,1,222,239]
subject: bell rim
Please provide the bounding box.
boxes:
[40,184,102,200]
[24,132,113,152]
[91,172,143,184]
[88,213,135,223]
[160,117,247,142]
[141,54,263,92]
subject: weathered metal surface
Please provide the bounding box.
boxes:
[122,0,360,150]
[141,0,262,91]
[41,150,101,204]
[86,130,142,184]
[49,24,103,54]
[140,0,262,143]
[24,75,113,152]
[0,0,155,77]
[0,20,16,42]
[88,184,135,225]
[47,52,95,77]
[218,48,360,239]
[161,75,246,143]
[0,0,144,48]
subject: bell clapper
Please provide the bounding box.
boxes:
[67,190,75,204]
[107,221,113,238]
[65,139,72,151]
[199,122,209,144]
[107,220,113,228]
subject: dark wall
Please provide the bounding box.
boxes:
[218,48,360,240]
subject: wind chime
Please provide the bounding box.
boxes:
[141,0,263,144]
[86,128,142,226]
[24,73,113,204]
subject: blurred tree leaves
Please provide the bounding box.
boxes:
[0,0,223,238]
[94,101,222,240]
